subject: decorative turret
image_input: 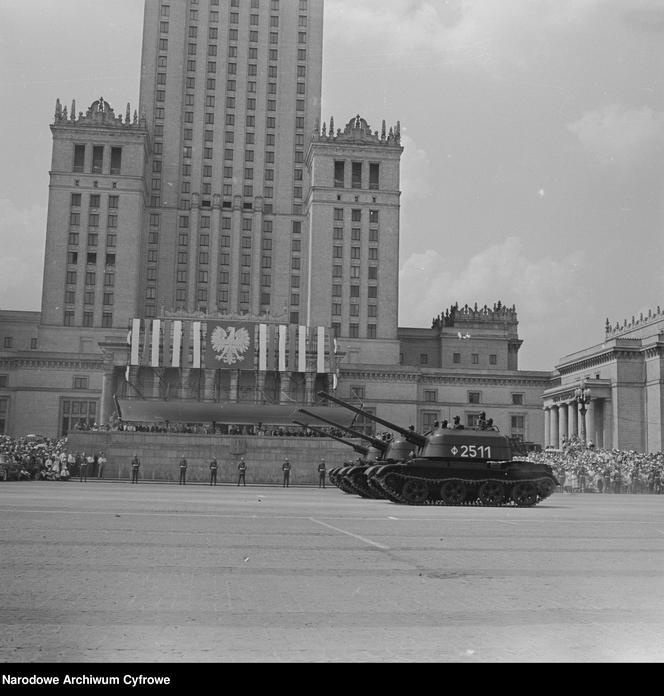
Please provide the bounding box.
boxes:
[605,305,664,338]
[53,97,144,129]
[432,301,518,330]
[314,114,402,147]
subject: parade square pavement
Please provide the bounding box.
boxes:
[0,480,663,663]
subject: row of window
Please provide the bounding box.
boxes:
[421,389,525,406]
[333,208,380,224]
[1,338,38,351]
[413,353,501,366]
[71,193,119,209]
[72,145,122,175]
[334,161,380,190]
[63,311,113,328]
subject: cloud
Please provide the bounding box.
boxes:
[325,0,605,75]
[0,200,47,311]
[567,104,664,163]
[400,132,433,203]
[398,236,584,328]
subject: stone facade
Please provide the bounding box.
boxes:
[542,307,664,452]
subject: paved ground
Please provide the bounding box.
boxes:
[0,480,663,663]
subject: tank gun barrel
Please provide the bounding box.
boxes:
[292,420,370,455]
[297,408,388,452]
[317,391,427,448]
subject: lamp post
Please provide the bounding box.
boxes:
[574,382,592,445]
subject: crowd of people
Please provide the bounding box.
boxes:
[0,434,106,482]
[526,436,664,494]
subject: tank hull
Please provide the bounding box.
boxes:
[369,458,558,506]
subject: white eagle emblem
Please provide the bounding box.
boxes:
[210,326,251,365]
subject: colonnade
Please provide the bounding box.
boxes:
[544,399,603,449]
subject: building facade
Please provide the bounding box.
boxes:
[542,307,664,453]
[1,1,555,445]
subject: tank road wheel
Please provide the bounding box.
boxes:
[381,474,402,494]
[440,480,466,505]
[512,482,538,507]
[401,479,430,505]
[478,481,505,506]
[537,478,556,499]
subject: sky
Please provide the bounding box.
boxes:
[1,0,663,371]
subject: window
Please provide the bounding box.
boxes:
[30,338,37,350]
[73,144,85,172]
[333,208,344,221]
[367,324,377,339]
[352,162,362,188]
[369,163,380,190]
[334,161,345,188]
[471,354,479,365]
[71,193,81,207]
[3,337,13,349]
[60,399,97,436]
[453,352,461,364]
[468,392,481,404]
[511,415,525,441]
[369,209,379,224]
[489,354,497,365]
[351,209,361,222]
[424,390,437,403]
[110,147,122,174]
[73,376,89,390]
[92,146,104,173]
[512,393,524,405]
[82,311,94,327]
[419,353,428,365]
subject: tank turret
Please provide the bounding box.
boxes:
[297,408,390,454]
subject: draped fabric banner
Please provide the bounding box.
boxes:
[172,320,182,368]
[298,325,307,373]
[259,324,268,372]
[130,318,141,366]
[150,320,161,367]
[204,321,256,370]
[129,318,332,374]
[317,326,325,374]
[192,321,201,368]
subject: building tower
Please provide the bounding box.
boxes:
[138,0,324,321]
[306,115,403,362]
[40,98,148,346]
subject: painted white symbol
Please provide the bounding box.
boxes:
[451,446,459,455]
[210,326,250,365]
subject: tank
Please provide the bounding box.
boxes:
[297,409,392,498]
[317,391,558,507]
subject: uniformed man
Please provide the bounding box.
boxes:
[237,458,246,486]
[282,458,291,487]
[179,457,188,485]
[131,454,140,484]
[318,458,327,488]
[97,451,106,479]
[209,457,218,486]
[79,452,89,482]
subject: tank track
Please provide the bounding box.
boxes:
[374,471,556,507]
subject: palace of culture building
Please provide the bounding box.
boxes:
[1,0,574,450]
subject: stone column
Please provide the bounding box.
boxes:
[229,195,243,313]
[544,408,550,448]
[251,197,264,316]
[550,406,559,449]
[567,402,578,439]
[99,361,116,426]
[586,399,596,446]
[229,370,239,403]
[187,195,200,313]
[256,372,266,404]
[304,372,315,405]
[558,403,568,447]
[208,194,222,314]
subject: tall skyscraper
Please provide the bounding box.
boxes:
[139,0,324,321]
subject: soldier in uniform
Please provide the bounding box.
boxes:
[79,452,89,482]
[282,458,291,487]
[131,454,140,484]
[237,458,246,486]
[209,457,218,486]
[318,458,327,488]
[179,457,188,485]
